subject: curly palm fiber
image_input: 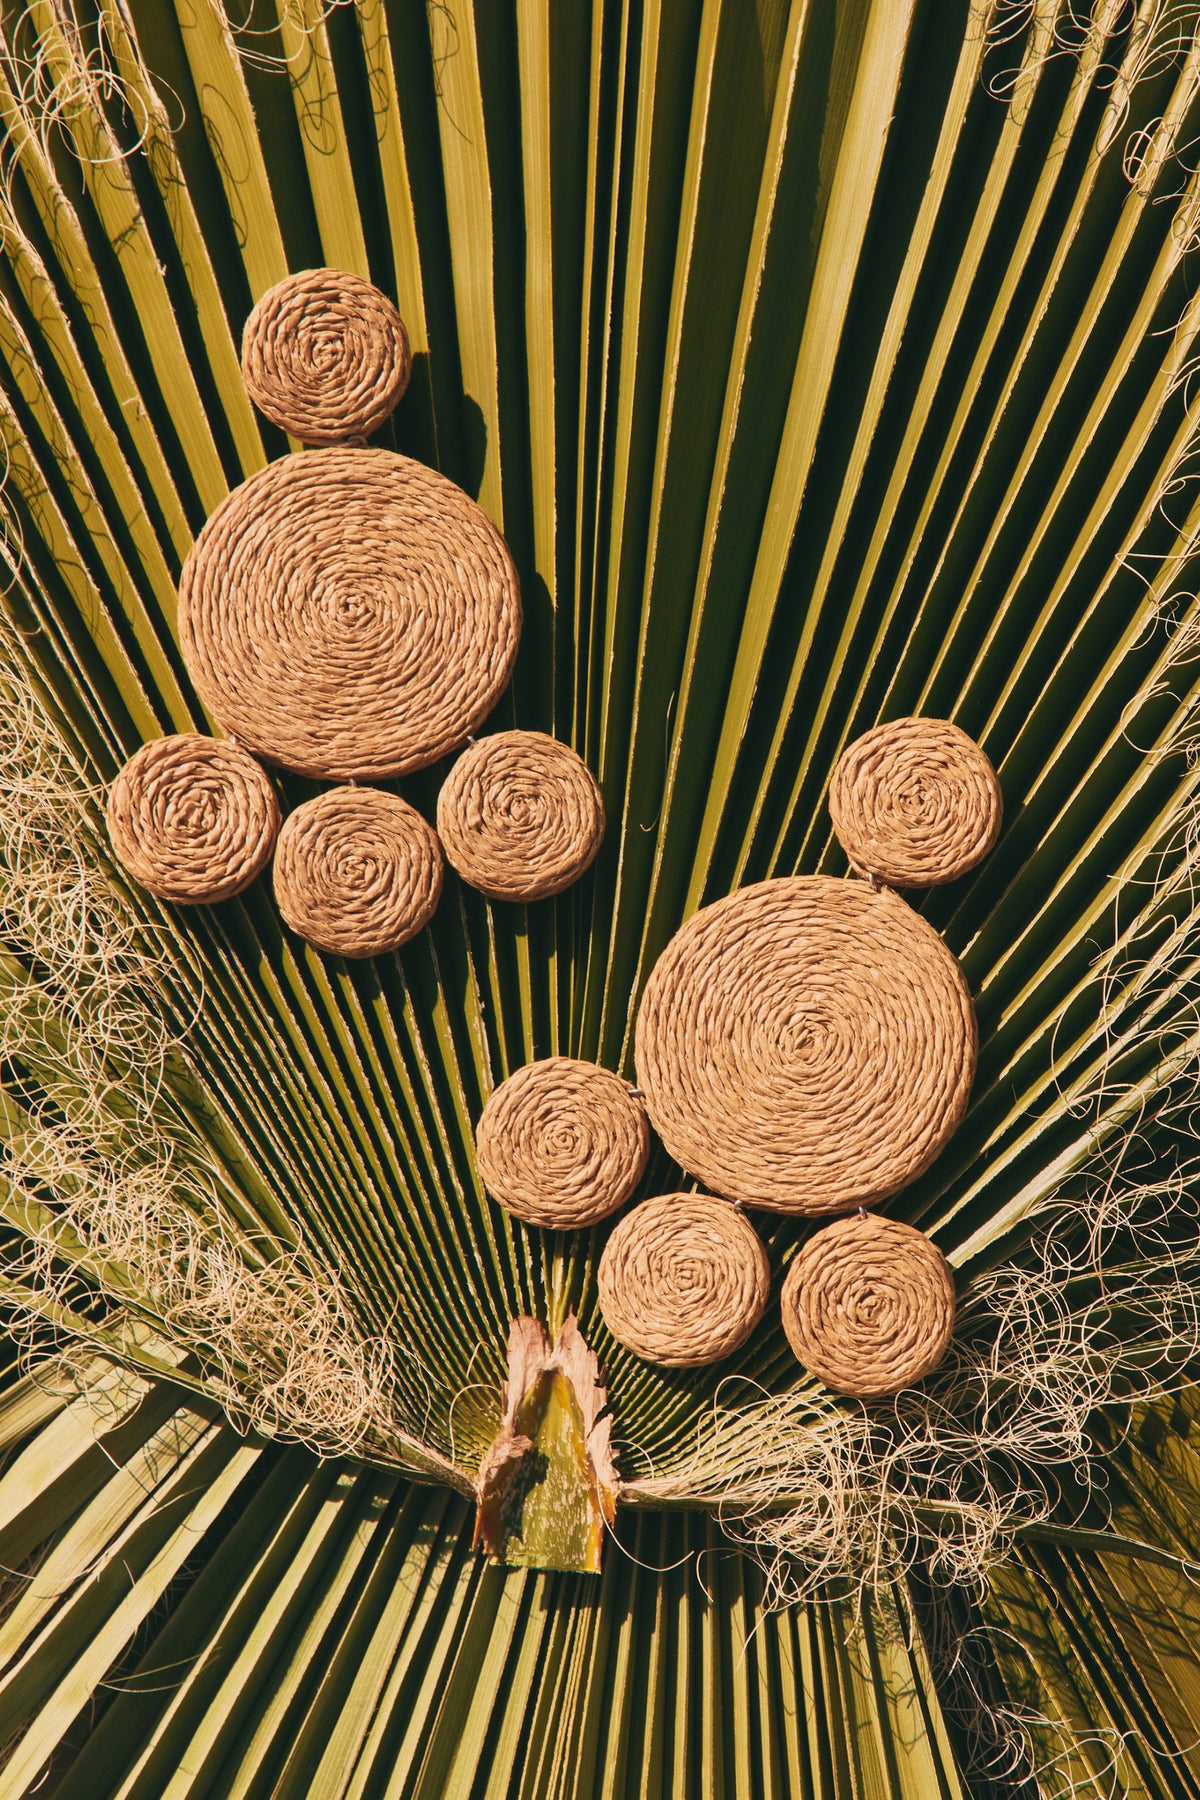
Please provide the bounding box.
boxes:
[241,268,411,445]
[106,734,279,904]
[779,1212,956,1397]
[634,877,977,1214]
[475,1057,649,1227]
[178,449,522,781]
[272,787,443,958]
[597,1193,770,1367]
[437,730,605,900]
[828,717,1002,887]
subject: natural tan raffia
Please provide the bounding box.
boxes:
[241,268,411,444]
[634,876,976,1215]
[828,717,1002,887]
[475,1057,649,1227]
[107,734,279,904]
[178,448,521,781]
[437,731,605,901]
[779,1211,956,1397]
[271,787,443,958]
[596,1193,771,1367]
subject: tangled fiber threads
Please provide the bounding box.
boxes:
[780,1212,957,1396]
[437,730,605,901]
[241,268,411,445]
[272,786,443,958]
[597,1193,770,1366]
[475,1057,649,1227]
[829,717,1002,887]
[634,876,977,1213]
[106,734,280,905]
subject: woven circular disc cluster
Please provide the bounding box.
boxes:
[634,877,976,1215]
[241,269,411,445]
[436,731,605,901]
[779,1212,956,1396]
[107,734,279,905]
[178,449,521,781]
[475,1057,649,1228]
[828,717,1002,887]
[597,1194,770,1367]
[272,786,442,957]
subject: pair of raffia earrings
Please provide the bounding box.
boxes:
[108,270,607,954]
[475,717,1001,1399]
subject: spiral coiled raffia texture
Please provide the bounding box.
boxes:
[437,731,605,900]
[241,268,411,444]
[779,1212,956,1397]
[107,734,279,904]
[828,717,1002,887]
[271,786,443,958]
[178,448,521,781]
[634,877,976,1214]
[597,1193,770,1367]
[475,1057,649,1227]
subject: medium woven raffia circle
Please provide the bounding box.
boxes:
[241,268,411,444]
[596,1194,770,1367]
[107,734,279,904]
[779,1212,956,1397]
[436,732,605,901]
[271,786,443,958]
[178,448,521,781]
[634,876,976,1215]
[475,1057,649,1227]
[828,717,1002,887]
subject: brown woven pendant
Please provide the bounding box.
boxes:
[107,734,279,904]
[271,786,443,958]
[779,1212,956,1397]
[241,268,411,445]
[597,1193,770,1367]
[828,717,1001,887]
[475,1057,649,1228]
[178,448,521,782]
[437,731,605,901]
[634,876,976,1215]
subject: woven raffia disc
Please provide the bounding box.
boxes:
[241,268,411,444]
[475,1057,649,1227]
[107,734,279,904]
[271,786,443,958]
[828,717,1002,887]
[597,1194,770,1367]
[634,876,976,1215]
[436,732,605,901]
[779,1212,956,1397]
[178,448,521,781]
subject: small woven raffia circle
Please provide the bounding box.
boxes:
[178,448,521,781]
[107,734,279,904]
[436,732,605,900]
[828,717,1002,887]
[475,1057,649,1227]
[241,268,411,444]
[271,787,443,958]
[597,1193,770,1367]
[634,876,976,1215]
[779,1212,956,1397]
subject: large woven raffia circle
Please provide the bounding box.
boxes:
[178,449,521,781]
[241,268,411,444]
[596,1194,771,1367]
[828,717,1002,887]
[107,734,279,905]
[271,787,443,958]
[436,732,605,901]
[779,1212,956,1397]
[475,1057,649,1227]
[634,876,976,1215]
